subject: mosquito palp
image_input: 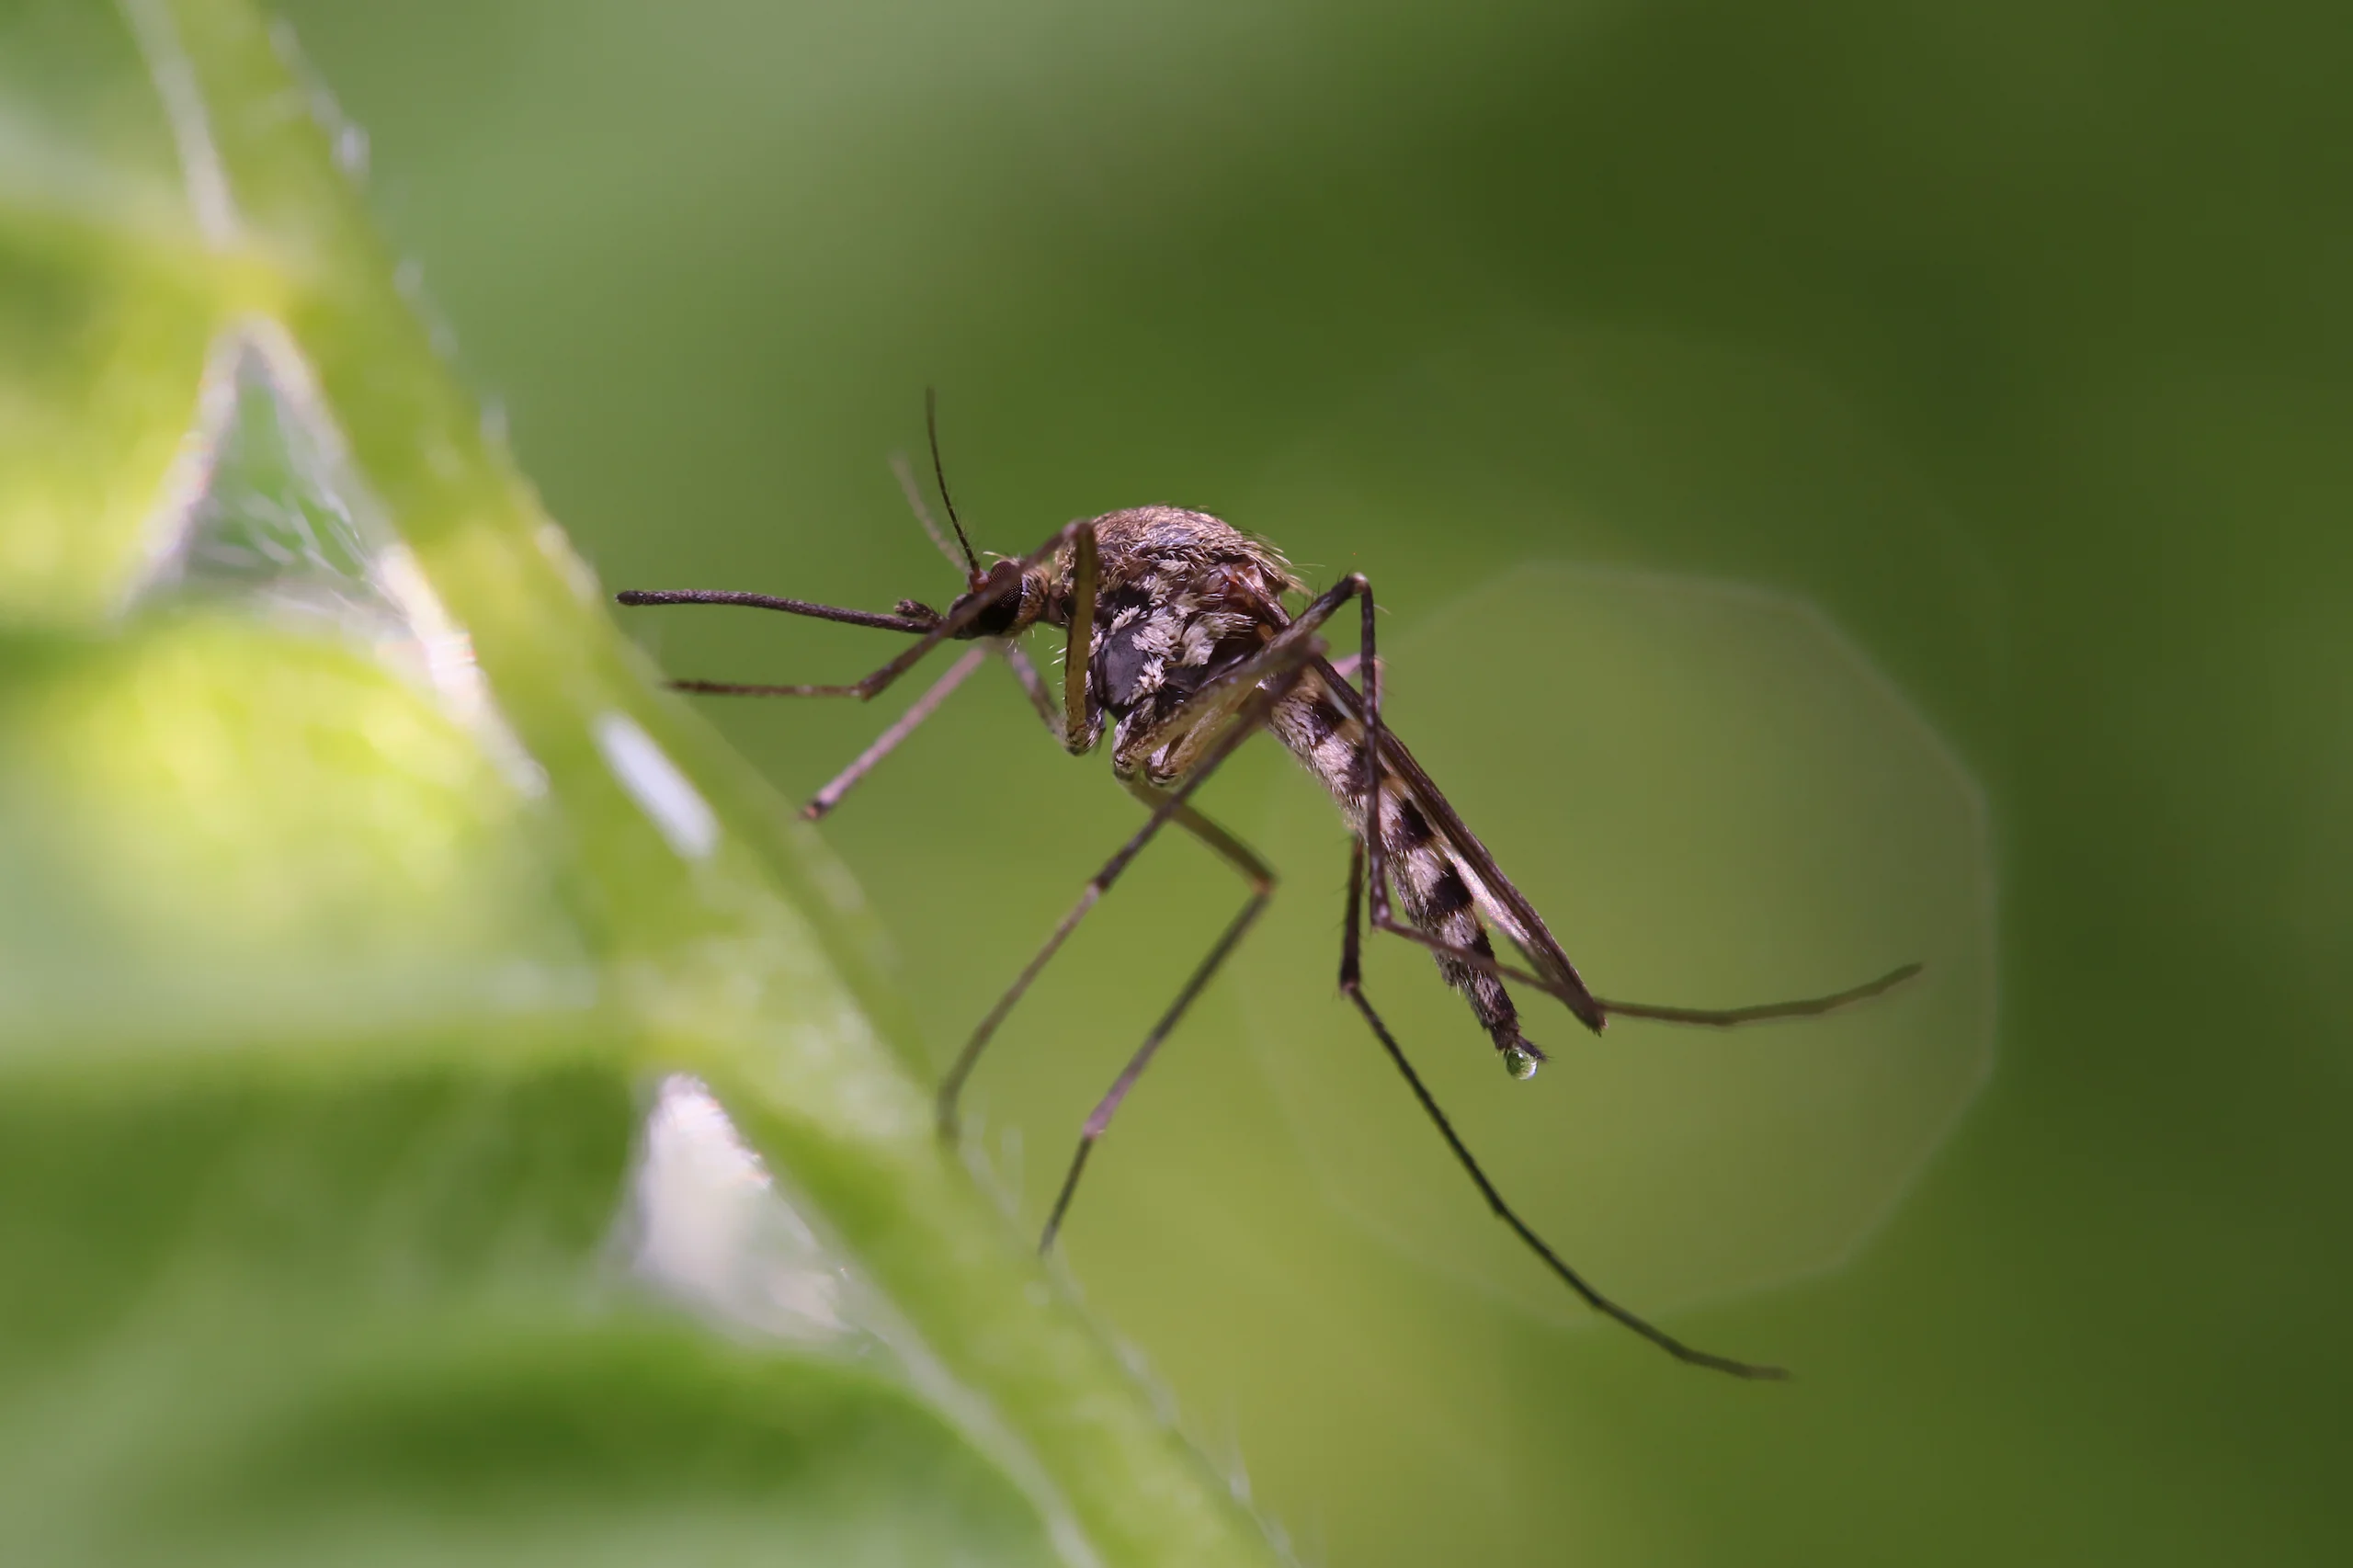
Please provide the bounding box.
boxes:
[617,408,1921,1378]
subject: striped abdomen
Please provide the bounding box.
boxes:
[1267,669,1534,1068]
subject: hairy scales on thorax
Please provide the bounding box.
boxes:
[1018,506,1304,777]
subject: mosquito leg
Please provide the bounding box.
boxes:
[937,665,1309,1141]
[623,518,1094,704]
[1336,839,1786,1380]
[617,588,935,636]
[1369,918,1924,1028]
[1056,524,1102,754]
[1039,896,1262,1252]
[796,635,1074,819]
[1034,785,1276,1252]
[1596,964,1926,1025]
[801,644,992,821]
[996,641,1064,736]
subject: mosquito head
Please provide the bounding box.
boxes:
[945,557,1043,639]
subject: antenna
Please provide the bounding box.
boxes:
[892,452,967,575]
[925,387,982,583]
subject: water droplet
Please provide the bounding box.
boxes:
[1503,1043,1541,1081]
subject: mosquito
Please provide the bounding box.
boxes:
[617,394,1919,1380]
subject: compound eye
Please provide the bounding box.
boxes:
[968,591,1021,636]
[953,567,1028,638]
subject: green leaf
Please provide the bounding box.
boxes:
[0,3,1279,1562]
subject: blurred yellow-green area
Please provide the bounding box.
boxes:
[9,0,2351,1563]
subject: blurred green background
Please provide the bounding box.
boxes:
[254,1,2350,1562]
